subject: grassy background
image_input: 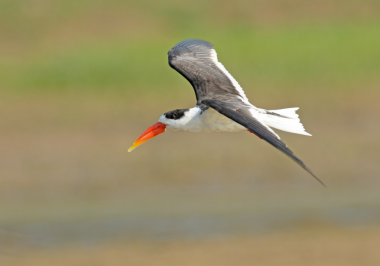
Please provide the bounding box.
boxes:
[1,0,380,265]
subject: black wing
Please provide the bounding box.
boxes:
[202,98,326,187]
[168,39,246,105]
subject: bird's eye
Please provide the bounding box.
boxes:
[164,109,187,120]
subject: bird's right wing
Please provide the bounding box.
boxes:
[202,98,325,186]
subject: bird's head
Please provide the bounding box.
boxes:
[128,109,190,152]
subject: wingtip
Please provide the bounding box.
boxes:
[307,169,326,188]
[316,177,327,188]
[296,159,326,187]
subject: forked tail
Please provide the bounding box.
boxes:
[262,108,311,136]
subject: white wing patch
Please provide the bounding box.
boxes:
[209,49,250,104]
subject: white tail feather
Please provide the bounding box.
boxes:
[261,108,311,136]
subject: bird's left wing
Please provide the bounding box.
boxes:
[168,39,249,105]
[202,98,325,186]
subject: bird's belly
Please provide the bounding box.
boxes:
[186,108,246,133]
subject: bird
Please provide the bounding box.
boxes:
[128,39,325,186]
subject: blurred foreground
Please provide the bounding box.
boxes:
[1,0,380,265]
[4,227,380,266]
[1,89,380,265]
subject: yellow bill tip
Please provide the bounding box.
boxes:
[128,122,166,152]
[128,144,137,152]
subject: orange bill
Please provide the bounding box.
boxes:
[128,122,166,152]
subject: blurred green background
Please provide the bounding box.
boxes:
[1,0,380,265]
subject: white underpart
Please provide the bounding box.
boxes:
[159,105,310,138]
[209,49,250,104]
[158,48,311,138]
[159,107,246,133]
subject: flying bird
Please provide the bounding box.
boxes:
[129,39,325,186]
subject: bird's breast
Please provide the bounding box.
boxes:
[180,107,246,133]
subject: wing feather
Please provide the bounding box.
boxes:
[202,99,325,187]
[168,39,248,104]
